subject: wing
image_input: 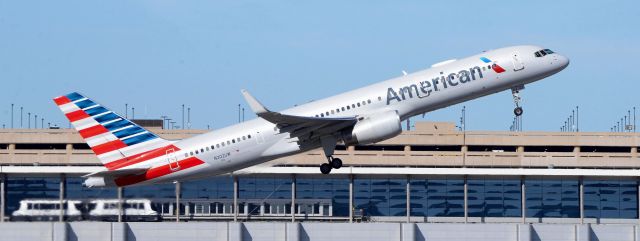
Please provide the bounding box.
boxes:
[241,89,357,138]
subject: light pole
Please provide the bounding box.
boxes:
[20,107,23,128]
[182,104,185,130]
[187,108,191,129]
[27,112,31,129]
[34,114,38,129]
[10,104,14,129]
[132,107,135,119]
[125,103,128,119]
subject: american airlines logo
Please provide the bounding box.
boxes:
[386,57,504,105]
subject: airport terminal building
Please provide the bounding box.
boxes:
[1,121,640,241]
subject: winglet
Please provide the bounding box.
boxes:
[241,89,269,115]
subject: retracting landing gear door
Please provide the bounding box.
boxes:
[512,52,525,71]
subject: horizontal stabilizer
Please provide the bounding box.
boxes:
[82,167,149,178]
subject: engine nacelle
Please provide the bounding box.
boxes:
[342,110,402,145]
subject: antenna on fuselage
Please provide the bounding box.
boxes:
[402,70,408,76]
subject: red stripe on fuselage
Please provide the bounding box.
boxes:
[493,64,506,73]
[65,110,90,122]
[92,139,127,155]
[53,96,72,106]
[114,157,205,186]
[78,125,109,139]
[105,145,180,170]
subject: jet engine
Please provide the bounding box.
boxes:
[342,110,402,145]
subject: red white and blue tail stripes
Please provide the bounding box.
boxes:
[53,92,171,169]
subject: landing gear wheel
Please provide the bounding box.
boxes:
[320,163,332,174]
[331,158,342,169]
[514,107,523,116]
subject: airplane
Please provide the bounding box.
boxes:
[52,45,569,187]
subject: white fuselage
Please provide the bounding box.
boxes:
[127,45,569,185]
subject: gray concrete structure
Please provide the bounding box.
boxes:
[0,222,639,241]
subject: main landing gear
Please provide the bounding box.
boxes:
[320,156,343,174]
[511,85,524,116]
[319,136,343,174]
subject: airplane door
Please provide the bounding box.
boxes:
[166,148,180,171]
[255,131,265,144]
[512,52,525,71]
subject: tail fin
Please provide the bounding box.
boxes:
[53,92,171,170]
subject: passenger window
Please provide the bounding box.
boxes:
[352,104,355,108]
[325,111,329,116]
[315,115,319,117]
[331,110,335,114]
[378,96,382,101]
[248,134,252,139]
[232,139,235,143]
[367,99,371,104]
[347,106,350,110]
[206,147,209,151]
[341,107,345,111]
[222,142,225,147]
[184,153,188,158]
[242,136,246,140]
[190,151,194,156]
[482,66,486,71]
[237,138,241,142]
[488,65,491,69]
[195,150,199,154]
[336,108,340,113]
[321,113,324,117]
[357,103,361,107]
[362,101,366,105]
[216,144,220,148]
[211,145,215,149]
[201,148,204,153]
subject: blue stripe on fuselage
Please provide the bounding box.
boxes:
[480,57,491,63]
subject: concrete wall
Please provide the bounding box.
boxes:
[1,222,640,241]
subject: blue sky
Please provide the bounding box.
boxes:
[0,1,638,131]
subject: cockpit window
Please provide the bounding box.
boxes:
[534,49,554,57]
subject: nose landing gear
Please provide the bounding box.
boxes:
[511,85,524,116]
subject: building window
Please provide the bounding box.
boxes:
[525,178,579,218]
[584,179,638,219]
[467,177,521,217]
[354,177,407,216]
[410,177,464,217]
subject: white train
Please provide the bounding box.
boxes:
[11,199,159,221]
[11,199,83,221]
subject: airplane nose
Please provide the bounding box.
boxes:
[557,54,570,70]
